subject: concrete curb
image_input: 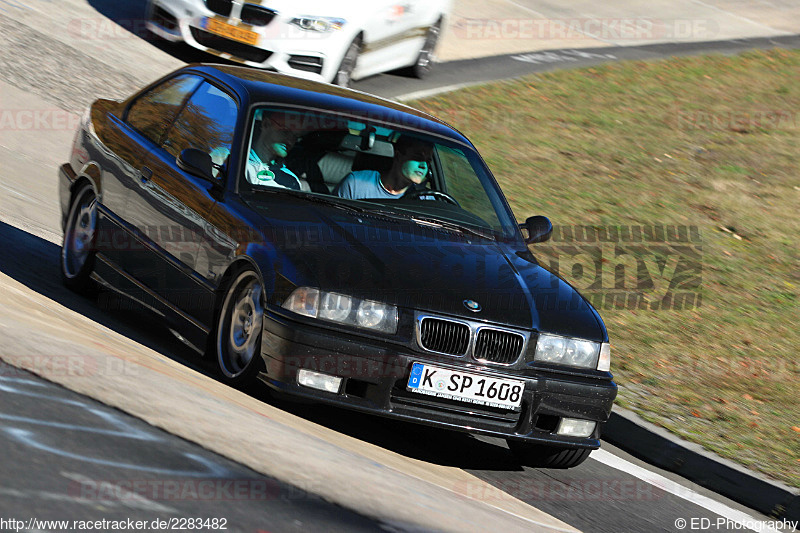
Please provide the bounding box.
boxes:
[603,407,800,521]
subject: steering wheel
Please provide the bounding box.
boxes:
[405,189,460,206]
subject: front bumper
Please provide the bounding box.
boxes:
[146,2,345,83]
[260,311,617,448]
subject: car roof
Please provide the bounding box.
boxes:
[183,64,471,144]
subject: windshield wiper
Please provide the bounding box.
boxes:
[244,190,496,239]
[410,216,496,241]
[245,189,418,221]
[245,188,369,214]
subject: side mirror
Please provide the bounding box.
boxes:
[520,215,553,244]
[177,148,214,181]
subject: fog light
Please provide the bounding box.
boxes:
[297,369,342,393]
[556,418,596,438]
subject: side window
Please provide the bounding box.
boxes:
[162,82,238,179]
[126,75,202,144]
[437,146,503,230]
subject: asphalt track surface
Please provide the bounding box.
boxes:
[0,368,381,533]
[0,1,798,532]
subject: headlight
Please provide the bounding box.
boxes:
[320,292,352,322]
[283,287,397,334]
[289,17,346,32]
[356,300,393,329]
[283,287,319,318]
[534,334,610,371]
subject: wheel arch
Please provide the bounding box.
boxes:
[330,32,364,85]
[70,164,102,203]
[211,255,268,325]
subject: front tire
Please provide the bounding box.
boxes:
[333,37,361,87]
[411,18,441,79]
[506,440,592,469]
[215,269,266,387]
[61,184,98,295]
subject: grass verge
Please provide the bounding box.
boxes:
[413,49,800,487]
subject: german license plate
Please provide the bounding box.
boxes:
[203,18,259,46]
[407,362,524,410]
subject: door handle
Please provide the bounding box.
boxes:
[140,166,153,182]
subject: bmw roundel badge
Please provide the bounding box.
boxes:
[463,299,482,312]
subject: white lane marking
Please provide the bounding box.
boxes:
[0,486,126,508]
[687,0,791,34]
[0,181,44,204]
[396,82,488,102]
[501,0,548,19]
[0,376,233,478]
[591,449,782,533]
[458,500,579,532]
[6,428,231,477]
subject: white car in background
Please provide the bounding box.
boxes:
[146,0,451,85]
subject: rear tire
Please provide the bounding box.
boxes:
[506,440,592,469]
[61,183,98,295]
[214,269,266,388]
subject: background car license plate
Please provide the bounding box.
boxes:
[407,362,524,410]
[203,18,259,46]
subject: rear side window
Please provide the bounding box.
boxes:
[162,82,238,179]
[126,75,202,144]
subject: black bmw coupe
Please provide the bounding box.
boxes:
[59,64,616,468]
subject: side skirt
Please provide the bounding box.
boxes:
[92,253,211,355]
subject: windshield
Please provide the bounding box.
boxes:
[240,105,519,239]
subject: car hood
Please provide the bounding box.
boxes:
[255,202,605,341]
[250,0,358,18]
